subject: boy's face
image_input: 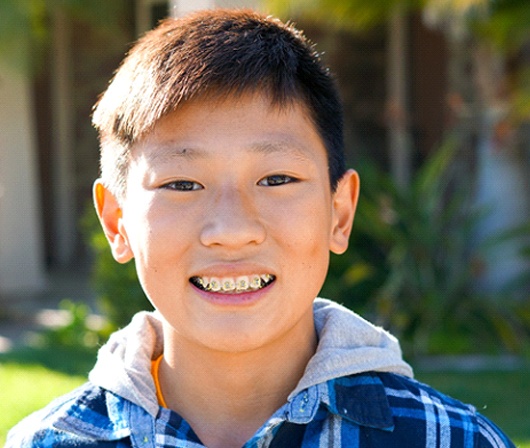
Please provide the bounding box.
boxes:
[95,92,359,354]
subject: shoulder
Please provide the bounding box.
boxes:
[375,372,515,448]
[6,382,129,447]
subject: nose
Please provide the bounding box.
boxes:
[199,187,266,249]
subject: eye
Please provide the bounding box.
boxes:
[161,180,203,191]
[258,174,298,187]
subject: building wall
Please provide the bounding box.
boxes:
[170,0,260,16]
[0,64,46,295]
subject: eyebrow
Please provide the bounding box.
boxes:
[249,141,312,161]
[146,145,203,163]
[144,138,313,164]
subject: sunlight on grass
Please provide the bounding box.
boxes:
[0,363,86,446]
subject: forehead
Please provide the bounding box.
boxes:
[131,92,326,164]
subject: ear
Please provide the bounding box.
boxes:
[329,169,360,255]
[93,179,134,263]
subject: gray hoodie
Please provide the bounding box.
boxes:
[89,297,413,417]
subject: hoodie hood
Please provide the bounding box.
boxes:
[289,299,412,399]
[89,311,164,416]
[89,298,412,417]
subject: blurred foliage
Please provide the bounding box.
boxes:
[266,0,529,42]
[0,0,126,73]
[266,0,489,30]
[473,0,530,50]
[265,0,530,121]
[512,69,530,121]
[322,134,530,357]
[38,299,112,349]
[81,206,152,330]
[266,0,420,29]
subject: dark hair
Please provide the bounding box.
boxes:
[93,9,345,198]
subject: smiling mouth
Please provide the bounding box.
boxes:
[190,274,275,294]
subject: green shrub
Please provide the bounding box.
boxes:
[38,299,111,350]
[323,136,530,357]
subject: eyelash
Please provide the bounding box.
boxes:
[258,175,298,187]
[161,180,203,191]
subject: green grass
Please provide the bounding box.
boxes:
[0,363,86,446]
[415,369,530,448]
[0,344,95,446]
[1,345,529,447]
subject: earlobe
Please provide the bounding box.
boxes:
[329,169,360,255]
[93,180,134,264]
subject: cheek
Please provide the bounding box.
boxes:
[273,201,332,272]
[123,205,190,276]
[280,200,332,248]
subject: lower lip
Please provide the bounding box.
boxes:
[191,281,274,306]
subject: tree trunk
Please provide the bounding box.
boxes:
[50,8,76,267]
[386,7,412,189]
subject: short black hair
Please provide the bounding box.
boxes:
[93,9,346,198]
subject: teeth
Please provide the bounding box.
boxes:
[236,276,249,291]
[209,277,221,292]
[250,275,262,289]
[261,274,273,282]
[191,274,275,293]
[222,278,236,292]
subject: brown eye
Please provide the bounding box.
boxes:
[258,175,297,186]
[162,180,203,191]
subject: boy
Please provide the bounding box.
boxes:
[8,9,514,448]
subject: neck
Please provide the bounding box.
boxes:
[159,320,317,448]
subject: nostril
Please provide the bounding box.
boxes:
[199,214,266,248]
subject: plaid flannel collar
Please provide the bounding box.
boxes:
[51,372,395,444]
[287,372,394,430]
[152,373,395,448]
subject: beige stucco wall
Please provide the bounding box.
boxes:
[0,65,46,295]
[213,0,261,9]
[171,0,261,16]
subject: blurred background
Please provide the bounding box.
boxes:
[0,0,529,442]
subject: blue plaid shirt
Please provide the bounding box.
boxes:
[7,371,514,447]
